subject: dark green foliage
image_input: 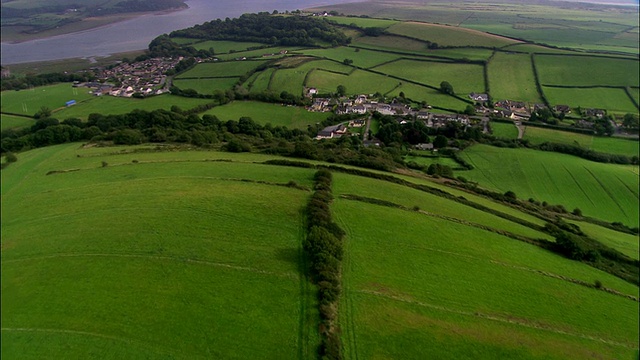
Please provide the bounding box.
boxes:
[4,152,17,163]
[1,73,95,92]
[433,135,448,148]
[439,81,454,95]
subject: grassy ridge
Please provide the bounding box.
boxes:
[460,144,639,227]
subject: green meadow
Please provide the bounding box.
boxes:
[535,55,640,87]
[306,69,401,96]
[328,16,400,29]
[542,87,639,114]
[488,52,542,103]
[491,121,519,139]
[386,22,519,48]
[568,220,639,261]
[300,47,401,69]
[172,77,239,94]
[385,82,469,109]
[201,100,329,128]
[1,83,93,115]
[523,126,640,157]
[189,40,267,53]
[175,60,267,79]
[1,114,33,130]
[460,144,639,227]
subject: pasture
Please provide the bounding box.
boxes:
[488,52,542,103]
[373,59,485,96]
[490,121,518,139]
[300,47,401,69]
[460,144,639,227]
[1,143,320,359]
[568,220,639,261]
[51,95,213,120]
[542,87,639,114]
[172,77,239,94]
[522,126,640,157]
[188,40,267,53]
[201,101,329,128]
[1,114,33,131]
[334,198,639,360]
[385,83,469,110]
[535,55,640,87]
[1,83,93,116]
[175,60,266,79]
[247,68,275,93]
[306,69,402,96]
[386,21,519,48]
[327,16,399,29]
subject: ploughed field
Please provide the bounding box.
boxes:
[2,143,638,359]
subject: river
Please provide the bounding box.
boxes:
[0,0,361,65]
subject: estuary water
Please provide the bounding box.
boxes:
[0,0,360,65]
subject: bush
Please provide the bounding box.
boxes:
[5,152,17,163]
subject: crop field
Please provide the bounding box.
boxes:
[488,53,542,103]
[51,95,213,120]
[542,87,639,114]
[373,59,485,96]
[172,77,238,94]
[334,199,639,360]
[188,40,267,53]
[306,69,401,96]
[490,122,518,139]
[386,22,519,48]
[327,16,400,28]
[1,143,322,359]
[1,114,33,131]
[300,47,402,69]
[175,60,266,79]
[535,55,640,87]
[201,100,329,128]
[568,220,639,261]
[1,83,93,115]
[460,144,639,227]
[522,126,640,157]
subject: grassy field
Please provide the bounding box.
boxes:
[172,77,239,94]
[1,114,33,131]
[175,60,267,79]
[1,143,320,359]
[334,198,639,360]
[327,16,400,28]
[383,81,471,110]
[353,35,495,61]
[188,40,267,53]
[491,121,518,139]
[568,220,639,261]
[247,68,275,93]
[300,47,401,69]
[535,55,640,87]
[306,69,402,96]
[386,22,519,48]
[488,52,542,103]
[460,144,639,227]
[373,59,485,96]
[523,126,640,157]
[201,101,329,128]
[1,83,94,116]
[51,95,213,120]
[542,87,639,114]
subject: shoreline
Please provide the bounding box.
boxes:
[1,5,189,45]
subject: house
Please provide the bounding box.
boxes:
[469,92,489,102]
[416,110,430,120]
[347,105,366,114]
[375,104,394,115]
[354,94,367,104]
[349,119,366,127]
[415,143,434,150]
[306,87,318,97]
[316,124,348,139]
[554,105,571,114]
[532,103,547,112]
[584,108,605,118]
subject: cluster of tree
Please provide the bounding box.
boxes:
[93,0,186,15]
[147,35,213,59]
[529,107,560,124]
[168,13,351,47]
[621,113,639,130]
[1,72,95,92]
[304,170,344,359]
[536,141,638,165]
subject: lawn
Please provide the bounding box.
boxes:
[175,60,267,79]
[1,83,94,116]
[201,101,329,128]
[373,59,485,96]
[1,143,319,359]
[386,21,520,48]
[460,144,639,227]
[523,126,640,157]
[334,199,639,360]
[542,87,639,114]
[1,114,33,131]
[51,94,213,120]
[488,52,542,103]
[491,121,518,139]
[173,77,239,94]
[535,55,640,87]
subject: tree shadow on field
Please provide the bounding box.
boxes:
[275,247,308,276]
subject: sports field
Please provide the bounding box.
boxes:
[1,83,93,115]
[523,126,640,157]
[188,40,267,53]
[488,52,542,103]
[201,100,329,128]
[460,144,639,227]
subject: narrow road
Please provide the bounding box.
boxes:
[363,115,372,141]
[514,121,525,139]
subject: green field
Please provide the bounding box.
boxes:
[175,60,266,79]
[374,59,484,96]
[327,16,400,28]
[334,198,638,360]
[384,82,470,110]
[1,83,94,116]
[523,126,640,157]
[491,121,518,139]
[201,100,329,128]
[568,220,639,261]
[488,52,542,103]
[173,77,239,94]
[188,40,267,53]
[306,69,402,96]
[535,55,640,87]
[1,114,34,131]
[301,47,401,69]
[460,144,639,227]
[247,68,276,93]
[386,21,519,48]
[1,143,321,359]
[51,95,213,120]
[542,86,639,114]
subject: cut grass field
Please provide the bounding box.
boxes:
[201,100,329,128]
[460,144,639,227]
[386,22,520,48]
[1,114,33,131]
[172,77,239,94]
[488,52,542,103]
[373,59,485,96]
[522,126,640,157]
[1,83,93,116]
[175,60,267,79]
[490,121,518,139]
[334,198,639,360]
[1,143,320,359]
[535,55,640,87]
[542,86,639,114]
